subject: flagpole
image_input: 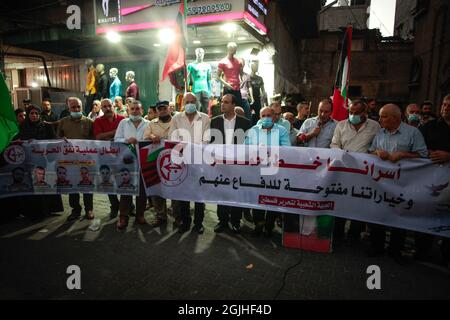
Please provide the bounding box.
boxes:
[183,0,188,94]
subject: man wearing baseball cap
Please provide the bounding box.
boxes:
[143,100,173,228]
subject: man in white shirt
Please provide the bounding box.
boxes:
[330,100,381,244]
[169,93,211,234]
[114,100,150,230]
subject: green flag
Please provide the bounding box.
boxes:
[0,73,19,153]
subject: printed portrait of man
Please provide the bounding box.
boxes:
[99,164,113,187]
[118,168,134,189]
[8,167,31,192]
[56,166,72,187]
[78,166,93,186]
[33,166,49,187]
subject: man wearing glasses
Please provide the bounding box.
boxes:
[256,101,290,133]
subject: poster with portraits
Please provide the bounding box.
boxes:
[0,139,139,198]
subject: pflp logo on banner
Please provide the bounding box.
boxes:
[3,144,26,165]
[156,148,188,187]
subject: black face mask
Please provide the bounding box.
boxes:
[422,111,433,117]
[159,114,171,122]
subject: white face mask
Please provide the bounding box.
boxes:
[129,115,142,122]
[185,103,197,114]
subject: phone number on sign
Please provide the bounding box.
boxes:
[187,3,232,15]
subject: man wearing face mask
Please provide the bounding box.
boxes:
[404,103,421,127]
[169,93,210,234]
[245,107,290,237]
[330,100,380,244]
[58,97,94,221]
[143,100,173,228]
[298,99,337,148]
[114,100,150,229]
[256,101,290,133]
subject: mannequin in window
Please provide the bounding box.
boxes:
[187,48,212,113]
[249,60,267,124]
[109,68,122,100]
[85,58,97,116]
[96,64,109,100]
[125,71,140,100]
[240,69,253,120]
[217,42,244,108]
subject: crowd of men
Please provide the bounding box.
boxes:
[11,92,450,267]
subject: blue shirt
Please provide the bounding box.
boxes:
[109,77,122,100]
[368,122,428,157]
[245,123,291,146]
[299,116,337,148]
[257,118,291,133]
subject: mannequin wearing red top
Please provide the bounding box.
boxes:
[217,42,244,108]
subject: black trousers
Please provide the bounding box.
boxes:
[217,205,242,226]
[69,193,93,214]
[251,100,262,125]
[85,94,96,116]
[369,223,405,254]
[334,217,365,240]
[177,201,204,227]
[223,88,243,109]
[442,238,450,262]
[108,194,120,213]
[253,209,278,231]
[415,233,450,262]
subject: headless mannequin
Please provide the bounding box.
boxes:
[125,71,140,100]
[187,48,212,114]
[217,42,244,108]
[249,61,267,124]
[109,68,122,100]
[96,64,109,100]
[85,59,97,116]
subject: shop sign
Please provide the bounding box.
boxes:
[96,0,122,25]
[246,0,268,19]
[187,3,232,16]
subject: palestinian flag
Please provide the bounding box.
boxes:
[0,73,19,153]
[140,144,164,188]
[161,0,187,89]
[332,25,353,121]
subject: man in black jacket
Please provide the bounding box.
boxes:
[210,93,251,234]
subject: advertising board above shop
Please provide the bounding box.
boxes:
[245,0,268,32]
[94,0,268,36]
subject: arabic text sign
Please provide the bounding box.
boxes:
[0,140,139,197]
[140,142,450,238]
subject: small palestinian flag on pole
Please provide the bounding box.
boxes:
[331,25,353,121]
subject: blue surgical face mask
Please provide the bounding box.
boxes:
[348,114,362,125]
[129,115,142,122]
[70,111,83,119]
[408,113,420,123]
[261,117,273,128]
[185,103,197,114]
